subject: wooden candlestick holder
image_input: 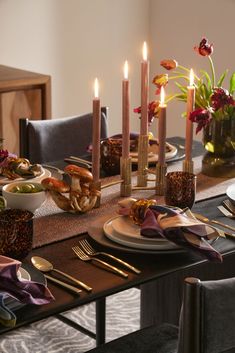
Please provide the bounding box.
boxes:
[120,156,132,197]
[155,164,167,195]
[92,180,101,208]
[137,134,149,187]
[183,160,194,174]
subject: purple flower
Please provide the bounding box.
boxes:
[194,38,213,56]
[210,87,235,111]
[189,108,212,134]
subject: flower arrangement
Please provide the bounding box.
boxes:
[150,38,235,134]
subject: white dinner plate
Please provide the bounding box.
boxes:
[103,218,181,251]
[17,267,31,281]
[0,167,51,186]
[131,142,177,164]
[111,215,166,242]
[226,184,235,205]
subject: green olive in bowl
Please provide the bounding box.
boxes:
[10,183,43,194]
[2,182,46,212]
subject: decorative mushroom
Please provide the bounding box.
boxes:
[41,177,73,212]
[41,166,100,214]
[64,165,93,192]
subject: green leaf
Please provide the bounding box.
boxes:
[175,94,187,101]
[175,82,187,93]
[229,72,235,94]
[217,70,228,87]
[168,75,189,81]
[165,93,181,103]
[200,70,212,92]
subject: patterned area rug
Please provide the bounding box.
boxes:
[0,288,140,353]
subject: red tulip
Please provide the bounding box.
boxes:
[133,106,141,114]
[194,38,213,56]
[133,101,159,125]
[189,108,212,134]
[210,88,234,111]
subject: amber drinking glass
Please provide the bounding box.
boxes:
[0,209,34,260]
[164,171,196,209]
[100,138,122,175]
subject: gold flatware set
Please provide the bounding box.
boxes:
[72,245,129,278]
[31,204,235,296]
[194,212,235,238]
[31,240,141,295]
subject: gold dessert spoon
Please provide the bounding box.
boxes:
[31,256,92,292]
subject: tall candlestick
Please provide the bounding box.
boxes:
[137,42,149,187]
[92,78,101,183]
[185,69,195,161]
[158,86,167,166]
[140,41,149,135]
[122,60,130,159]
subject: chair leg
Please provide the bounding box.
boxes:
[95,297,106,346]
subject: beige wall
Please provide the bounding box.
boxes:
[149,0,235,139]
[0,0,234,139]
[0,0,150,135]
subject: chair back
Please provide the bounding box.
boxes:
[19,107,108,164]
[179,276,235,353]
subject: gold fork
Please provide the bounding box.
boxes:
[223,199,235,215]
[72,246,128,278]
[79,239,141,274]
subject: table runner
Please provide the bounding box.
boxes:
[33,155,235,249]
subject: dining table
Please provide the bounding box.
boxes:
[1,137,235,347]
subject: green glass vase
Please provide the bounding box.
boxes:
[202,116,235,177]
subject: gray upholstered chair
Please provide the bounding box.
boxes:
[87,276,235,353]
[19,107,108,345]
[19,107,108,164]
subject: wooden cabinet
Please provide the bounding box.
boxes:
[0,65,51,155]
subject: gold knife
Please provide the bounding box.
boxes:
[194,213,235,238]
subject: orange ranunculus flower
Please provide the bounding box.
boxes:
[160,59,178,70]
[152,74,168,88]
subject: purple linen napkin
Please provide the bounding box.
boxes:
[141,205,222,263]
[0,255,54,305]
[118,200,222,262]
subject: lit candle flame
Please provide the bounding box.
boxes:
[94,78,99,98]
[142,41,148,61]
[160,86,165,106]
[189,69,194,86]
[124,60,128,80]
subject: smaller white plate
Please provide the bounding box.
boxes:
[0,167,51,186]
[17,267,31,281]
[111,216,166,242]
[226,184,235,205]
[131,143,177,164]
[103,218,181,251]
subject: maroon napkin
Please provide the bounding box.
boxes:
[0,255,54,305]
[119,202,222,262]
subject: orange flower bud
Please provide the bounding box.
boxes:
[152,74,168,88]
[160,59,178,70]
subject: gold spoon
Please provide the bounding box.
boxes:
[31,256,92,292]
[194,213,235,237]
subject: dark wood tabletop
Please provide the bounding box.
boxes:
[1,194,235,338]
